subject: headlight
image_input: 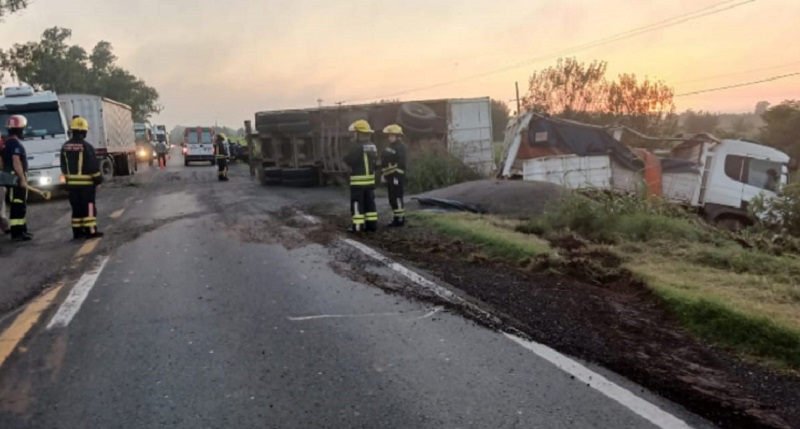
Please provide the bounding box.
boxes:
[40,176,52,185]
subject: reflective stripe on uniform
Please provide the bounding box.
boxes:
[72,219,83,227]
[350,175,375,186]
[365,212,378,221]
[351,214,365,225]
[10,218,26,226]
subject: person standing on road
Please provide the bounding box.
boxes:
[1,115,33,241]
[0,134,9,235]
[215,133,229,181]
[60,117,104,240]
[155,139,168,169]
[344,120,378,232]
[381,124,408,227]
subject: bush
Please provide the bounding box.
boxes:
[750,182,800,237]
[517,191,716,244]
[406,145,482,194]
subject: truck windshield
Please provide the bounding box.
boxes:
[0,103,65,139]
[134,129,147,140]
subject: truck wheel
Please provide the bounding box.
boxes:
[282,167,315,181]
[101,159,114,180]
[116,155,132,176]
[283,177,317,188]
[397,102,437,131]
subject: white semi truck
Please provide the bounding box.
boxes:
[59,94,137,180]
[0,86,69,189]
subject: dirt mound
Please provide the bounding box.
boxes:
[414,180,565,218]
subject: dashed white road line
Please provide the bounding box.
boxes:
[47,257,110,330]
[343,238,693,429]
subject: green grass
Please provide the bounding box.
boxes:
[412,212,550,263]
[424,191,800,369]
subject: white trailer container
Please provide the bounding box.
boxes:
[447,98,494,176]
[58,94,137,178]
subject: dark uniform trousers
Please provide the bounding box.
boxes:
[216,156,228,180]
[69,186,98,235]
[5,184,28,236]
[350,186,377,232]
[386,174,405,223]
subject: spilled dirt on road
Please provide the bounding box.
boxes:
[299,215,800,429]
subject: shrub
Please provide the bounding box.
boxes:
[406,145,482,194]
[750,182,800,237]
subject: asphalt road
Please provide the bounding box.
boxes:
[0,152,715,428]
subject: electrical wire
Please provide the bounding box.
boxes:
[340,0,755,104]
[672,59,800,85]
[674,71,800,97]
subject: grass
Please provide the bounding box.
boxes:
[412,212,550,263]
[406,145,482,194]
[419,191,800,369]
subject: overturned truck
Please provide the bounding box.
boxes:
[498,112,792,228]
[245,98,494,187]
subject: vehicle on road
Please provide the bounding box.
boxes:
[0,86,69,189]
[134,123,155,166]
[59,94,138,180]
[499,113,792,228]
[184,126,216,166]
[245,98,494,187]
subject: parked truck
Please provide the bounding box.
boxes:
[0,86,68,189]
[59,94,137,179]
[245,98,494,187]
[499,113,791,228]
[134,123,155,166]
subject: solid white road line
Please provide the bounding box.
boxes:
[288,307,443,322]
[344,238,693,429]
[47,257,110,330]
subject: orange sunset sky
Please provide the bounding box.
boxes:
[1,0,798,127]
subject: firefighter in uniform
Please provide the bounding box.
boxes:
[215,133,229,181]
[381,124,407,227]
[60,117,104,240]
[344,120,378,232]
[1,115,32,241]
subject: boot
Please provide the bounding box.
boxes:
[72,227,86,240]
[85,230,104,239]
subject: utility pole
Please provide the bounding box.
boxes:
[515,82,521,115]
[317,98,324,108]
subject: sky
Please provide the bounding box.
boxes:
[0,0,798,128]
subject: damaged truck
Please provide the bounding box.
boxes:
[245,98,494,187]
[498,112,792,229]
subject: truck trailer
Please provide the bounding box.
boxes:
[245,98,494,187]
[59,94,137,180]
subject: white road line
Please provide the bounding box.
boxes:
[343,238,693,429]
[299,213,320,224]
[288,307,442,322]
[46,257,110,330]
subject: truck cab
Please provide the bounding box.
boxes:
[699,139,790,227]
[134,123,155,165]
[184,127,215,166]
[0,86,69,189]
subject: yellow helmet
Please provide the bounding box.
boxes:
[218,133,227,139]
[348,119,374,134]
[70,117,89,131]
[382,124,403,135]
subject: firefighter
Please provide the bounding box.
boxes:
[1,115,32,241]
[344,120,378,232]
[381,124,407,227]
[215,133,229,181]
[60,117,104,240]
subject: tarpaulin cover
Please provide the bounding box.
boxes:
[659,157,700,174]
[527,115,643,170]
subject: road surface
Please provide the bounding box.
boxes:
[0,152,714,428]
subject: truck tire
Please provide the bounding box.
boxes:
[115,154,132,176]
[264,167,283,179]
[101,158,114,181]
[282,167,315,181]
[397,102,437,131]
[283,177,317,188]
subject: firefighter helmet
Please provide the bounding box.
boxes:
[382,124,403,135]
[70,117,89,131]
[348,119,374,134]
[6,115,27,129]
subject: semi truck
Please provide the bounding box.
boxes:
[499,113,792,229]
[0,86,68,189]
[245,98,494,187]
[59,94,137,180]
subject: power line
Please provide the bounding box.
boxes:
[674,71,800,97]
[341,0,755,104]
[673,59,800,85]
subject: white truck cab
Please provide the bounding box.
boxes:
[0,86,68,188]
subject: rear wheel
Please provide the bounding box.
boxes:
[100,158,114,181]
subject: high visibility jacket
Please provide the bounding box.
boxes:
[381,140,407,177]
[215,140,229,159]
[60,137,103,187]
[344,141,377,187]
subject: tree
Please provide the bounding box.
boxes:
[521,57,607,117]
[605,73,676,135]
[755,101,771,116]
[731,115,752,134]
[761,100,800,160]
[520,57,677,135]
[0,27,161,121]
[0,0,26,18]
[490,99,510,141]
[683,110,720,134]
